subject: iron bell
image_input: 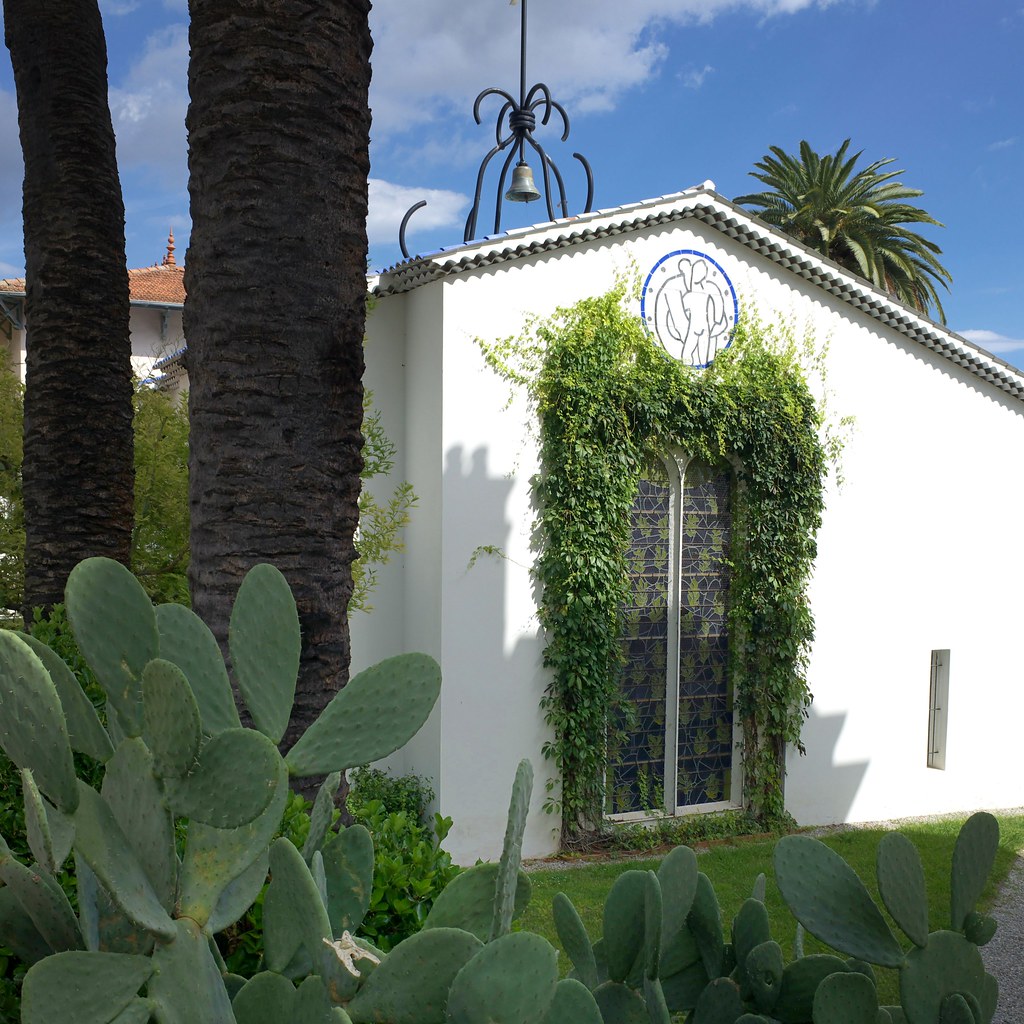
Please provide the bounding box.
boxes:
[505,161,541,203]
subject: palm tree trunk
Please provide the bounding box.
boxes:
[3,0,133,622]
[185,0,370,752]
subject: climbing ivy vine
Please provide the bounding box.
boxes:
[480,280,831,842]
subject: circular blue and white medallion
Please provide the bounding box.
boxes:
[640,250,739,367]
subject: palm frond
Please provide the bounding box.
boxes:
[734,139,951,321]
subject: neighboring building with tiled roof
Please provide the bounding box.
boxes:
[0,231,185,383]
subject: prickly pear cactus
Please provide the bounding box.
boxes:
[0,557,442,1024]
[775,813,1001,1024]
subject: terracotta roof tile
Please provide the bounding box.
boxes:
[0,230,185,305]
[127,264,185,304]
[0,265,185,305]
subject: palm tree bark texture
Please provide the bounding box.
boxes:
[3,0,133,622]
[185,0,371,753]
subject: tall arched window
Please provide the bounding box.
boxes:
[608,454,737,817]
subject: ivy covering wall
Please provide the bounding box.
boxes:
[481,281,830,843]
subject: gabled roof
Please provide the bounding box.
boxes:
[371,186,1024,404]
[0,230,185,307]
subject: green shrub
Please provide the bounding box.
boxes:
[607,807,785,852]
[352,799,459,951]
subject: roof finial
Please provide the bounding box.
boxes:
[162,228,177,267]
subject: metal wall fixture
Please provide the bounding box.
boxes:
[398,0,595,260]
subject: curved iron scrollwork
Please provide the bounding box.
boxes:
[398,0,595,261]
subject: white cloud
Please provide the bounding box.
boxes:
[0,91,24,219]
[959,329,1024,354]
[988,136,1017,151]
[369,0,841,138]
[108,24,188,187]
[99,0,141,14]
[367,179,467,248]
[681,64,715,89]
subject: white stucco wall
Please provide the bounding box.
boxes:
[0,304,183,384]
[359,196,1024,863]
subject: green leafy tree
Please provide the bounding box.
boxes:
[0,353,24,618]
[0,366,411,618]
[131,385,190,605]
[351,392,417,614]
[735,139,952,322]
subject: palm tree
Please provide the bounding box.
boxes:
[185,0,371,752]
[735,140,952,322]
[3,0,134,621]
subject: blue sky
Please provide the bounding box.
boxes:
[0,0,1022,366]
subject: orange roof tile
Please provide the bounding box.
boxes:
[0,266,185,306]
[127,264,185,304]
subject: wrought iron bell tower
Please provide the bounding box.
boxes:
[398,0,595,260]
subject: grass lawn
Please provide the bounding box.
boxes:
[519,813,1024,1007]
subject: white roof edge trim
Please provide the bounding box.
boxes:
[368,189,1024,404]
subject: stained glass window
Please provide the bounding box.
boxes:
[609,457,734,816]
[607,461,670,815]
[677,461,732,808]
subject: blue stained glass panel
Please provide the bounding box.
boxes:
[677,462,733,808]
[608,463,670,815]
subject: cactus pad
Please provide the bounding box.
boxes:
[446,931,559,1024]
[347,927,483,1024]
[591,981,649,1023]
[657,844,699,945]
[691,976,744,1023]
[898,930,988,1024]
[21,950,154,1024]
[14,630,113,762]
[263,836,332,973]
[553,893,599,990]
[100,738,176,913]
[963,911,997,947]
[141,659,202,778]
[65,557,159,737]
[21,768,62,874]
[644,870,663,980]
[812,971,878,1024]
[285,653,442,776]
[422,862,531,941]
[602,869,648,983]
[733,898,771,996]
[155,602,241,735]
[165,727,282,829]
[207,851,270,934]
[492,758,533,941]
[232,971,297,1024]
[540,978,603,1024]
[177,752,288,926]
[72,781,176,941]
[772,954,849,1024]
[148,917,236,1024]
[303,772,342,861]
[876,832,929,948]
[746,940,784,1015]
[0,853,83,952]
[228,563,300,744]
[0,631,80,813]
[774,835,905,968]
[322,824,374,936]
[938,993,978,1024]
[687,872,725,979]
[0,887,52,965]
[950,812,999,933]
